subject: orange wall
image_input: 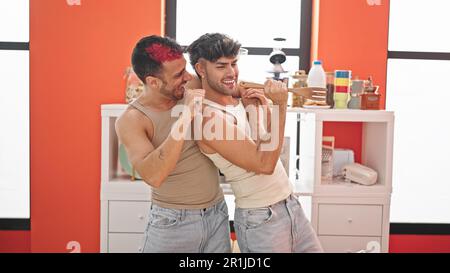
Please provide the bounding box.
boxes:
[316,0,450,253]
[0,231,30,253]
[314,0,389,160]
[314,0,389,107]
[389,235,450,253]
[1,0,448,253]
[28,0,162,252]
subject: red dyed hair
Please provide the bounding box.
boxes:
[145,43,182,63]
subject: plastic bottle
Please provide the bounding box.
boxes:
[307,60,327,88]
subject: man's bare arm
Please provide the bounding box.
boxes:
[116,89,205,188]
[240,88,272,144]
[116,110,192,188]
[198,102,286,175]
[185,74,202,89]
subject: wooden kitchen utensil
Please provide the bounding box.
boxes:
[239,81,327,101]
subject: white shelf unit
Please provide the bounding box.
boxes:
[101,104,394,253]
[290,108,394,253]
[101,104,152,253]
[100,104,234,253]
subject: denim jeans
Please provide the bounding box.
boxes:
[141,199,231,253]
[234,194,323,253]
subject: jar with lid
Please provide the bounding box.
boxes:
[326,72,335,108]
[348,76,364,109]
[291,70,308,107]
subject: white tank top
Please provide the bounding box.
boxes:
[201,99,293,208]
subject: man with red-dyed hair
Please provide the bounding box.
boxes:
[116,35,230,253]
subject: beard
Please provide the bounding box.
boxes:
[204,71,237,96]
[160,80,185,101]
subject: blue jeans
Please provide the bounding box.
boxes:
[234,194,323,253]
[141,199,231,253]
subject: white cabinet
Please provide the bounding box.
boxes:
[100,105,394,253]
[100,104,232,253]
[317,204,383,236]
[100,104,151,253]
[291,108,394,253]
[109,201,150,233]
[108,233,146,253]
[318,236,381,253]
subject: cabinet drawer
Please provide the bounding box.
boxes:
[319,235,381,253]
[109,201,151,233]
[108,233,145,253]
[318,204,383,236]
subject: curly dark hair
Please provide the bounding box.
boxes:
[131,35,183,83]
[186,33,241,77]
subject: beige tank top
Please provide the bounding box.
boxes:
[129,99,223,209]
[201,99,293,209]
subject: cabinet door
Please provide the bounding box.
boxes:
[108,233,144,253]
[318,204,383,236]
[109,201,151,233]
[319,235,381,253]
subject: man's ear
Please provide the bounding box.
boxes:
[194,61,206,79]
[145,75,162,89]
